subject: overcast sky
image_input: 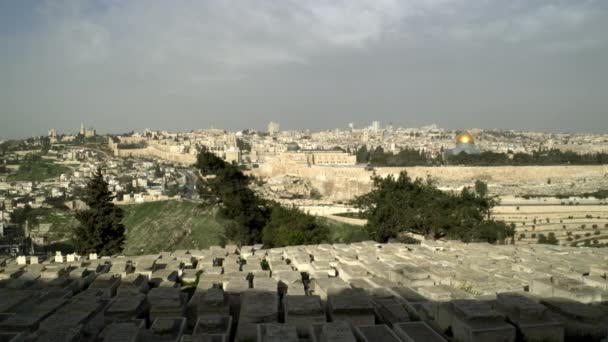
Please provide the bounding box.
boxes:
[1,0,607,138]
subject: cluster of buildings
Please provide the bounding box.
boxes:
[0,140,191,250]
[0,241,607,341]
[105,121,608,170]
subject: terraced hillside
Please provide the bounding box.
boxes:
[493,204,608,247]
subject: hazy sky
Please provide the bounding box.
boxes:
[1,0,607,138]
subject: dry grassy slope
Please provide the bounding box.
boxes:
[121,201,228,255]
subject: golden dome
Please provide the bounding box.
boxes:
[456,131,474,145]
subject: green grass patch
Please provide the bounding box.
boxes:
[320,217,370,243]
[7,160,69,182]
[121,201,229,255]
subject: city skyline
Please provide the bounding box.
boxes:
[1,0,608,138]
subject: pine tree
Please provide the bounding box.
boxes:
[72,167,125,255]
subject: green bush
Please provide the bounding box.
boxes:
[262,204,329,247]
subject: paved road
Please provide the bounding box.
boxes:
[178,169,199,201]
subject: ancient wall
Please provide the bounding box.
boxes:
[115,145,196,165]
[253,163,608,202]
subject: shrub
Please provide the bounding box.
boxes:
[538,233,558,245]
[594,230,601,235]
[585,232,591,237]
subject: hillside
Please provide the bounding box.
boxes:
[121,201,229,255]
[34,200,371,255]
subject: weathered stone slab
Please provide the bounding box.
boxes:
[197,288,230,318]
[0,298,67,333]
[252,277,277,292]
[328,294,375,327]
[257,323,298,342]
[181,269,200,283]
[105,293,147,322]
[336,263,368,281]
[372,297,411,326]
[100,320,144,342]
[311,278,351,302]
[235,290,278,342]
[494,292,564,342]
[284,295,326,337]
[193,315,231,338]
[354,324,402,342]
[438,300,516,342]
[541,297,608,341]
[224,278,250,317]
[393,321,447,342]
[310,322,356,342]
[141,317,186,342]
[117,273,149,295]
[148,287,186,322]
[89,273,121,299]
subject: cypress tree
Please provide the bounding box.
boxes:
[72,167,125,255]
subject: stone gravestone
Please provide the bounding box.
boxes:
[354,324,403,342]
[495,292,563,342]
[328,294,375,327]
[393,322,448,342]
[310,322,356,342]
[54,252,64,263]
[29,256,39,264]
[257,323,298,342]
[284,295,326,337]
[16,256,27,265]
[235,290,278,342]
[89,253,98,261]
[448,300,516,342]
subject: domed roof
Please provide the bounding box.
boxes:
[286,142,300,151]
[456,131,474,145]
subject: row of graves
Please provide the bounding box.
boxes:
[0,241,607,341]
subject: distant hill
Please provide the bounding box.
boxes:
[121,201,228,255]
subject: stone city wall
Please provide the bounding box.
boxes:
[115,145,196,165]
[253,163,608,202]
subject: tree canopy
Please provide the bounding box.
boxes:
[354,171,514,243]
[196,150,270,245]
[72,168,125,255]
[195,150,331,246]
[262,204,329,247]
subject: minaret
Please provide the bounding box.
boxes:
[80,123,85,135]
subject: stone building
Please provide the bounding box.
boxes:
[445,131,481,156]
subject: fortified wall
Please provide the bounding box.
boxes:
[253,162,608,202]
[112,144,196,165]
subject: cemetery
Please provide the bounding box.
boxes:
[0,241,607,341]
